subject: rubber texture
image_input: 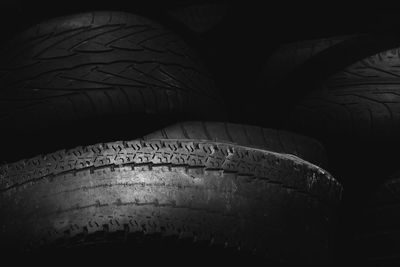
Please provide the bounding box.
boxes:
[256,34,400,132]
[259,35,358,91]
[0,11,225,162]
[0,139,342,266]
[292,48,400,140]
[143,121,328,168]
[355,174,400,266]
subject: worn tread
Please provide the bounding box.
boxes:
[0,139,341,265]
[143,121,328,168]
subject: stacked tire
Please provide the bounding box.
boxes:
[0,10,342,267]
[258,32,400,265]
[0,11,225,162]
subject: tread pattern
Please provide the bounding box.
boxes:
[0,11,225,133]
[292,85,400,139]
[329,48,400,83]
[0,139,342,265]
[293,47,400,140]
[0,139,340,201]
[143,121,328,168]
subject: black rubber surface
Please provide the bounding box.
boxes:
[258,35,359,93]
[289,43,400,186]
[0,138,342,266]
[257,36,400,266]
[255,34,400,130]
[144,121,328,168]
[0,11,225,162]
[293,48,400,140]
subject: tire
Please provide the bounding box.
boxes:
[285,37,400,182]
[0,139,342,266]
[143,121,328,168]
[258,35,359,91]
[355,174,400,266]
[256,34,400,130]
[254,35,363,129]
[0,11,225,162]
[292,47,400,140]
